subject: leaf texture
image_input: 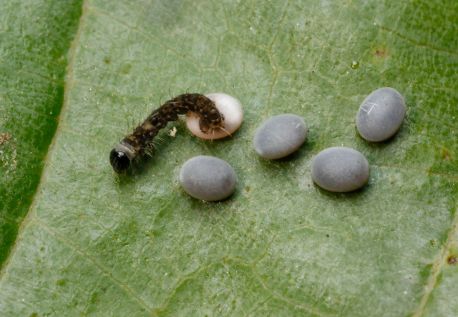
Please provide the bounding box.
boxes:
[0,0,457,316]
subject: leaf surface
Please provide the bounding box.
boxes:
[0,0,457,316]
[0,0,83,265]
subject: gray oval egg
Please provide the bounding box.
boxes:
[356,87,406,142]
[311,147,369,192]
[179,155,236,201]
[253,114,308,159]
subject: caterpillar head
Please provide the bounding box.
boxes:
[110,149,131,173]
[109,142,136,173]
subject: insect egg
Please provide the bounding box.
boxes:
[311,147,369,192]
[179,155,236,201]
[356,87,406,142]
[253,114,308,159]
[186,93,243,140]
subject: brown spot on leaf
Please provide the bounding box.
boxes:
[447,255,457,265]
[441,147,451,161]
[374,48,388,58]
[0,132,11,145]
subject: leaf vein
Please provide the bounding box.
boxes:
[378,24,458,57]
[411,206,458,317]
[34,218,153,313]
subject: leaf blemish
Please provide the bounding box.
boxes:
[440,147,451,161]
[447,255,457,265]
[120,63,132,74]
[374,48,388,58]
[0,132,12,145]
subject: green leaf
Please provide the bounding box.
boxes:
[0,0,83,265]
[1,0,457,316]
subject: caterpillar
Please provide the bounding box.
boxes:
[110,93,224,173]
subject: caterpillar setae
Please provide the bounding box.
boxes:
[110,93,224,173]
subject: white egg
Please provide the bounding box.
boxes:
[186,93,243,140]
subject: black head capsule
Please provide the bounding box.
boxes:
[110,142,136,173]
[110,149,131,173]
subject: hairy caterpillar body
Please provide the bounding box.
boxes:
[110,93,224,173]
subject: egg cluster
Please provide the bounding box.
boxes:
[111,88,406,201]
